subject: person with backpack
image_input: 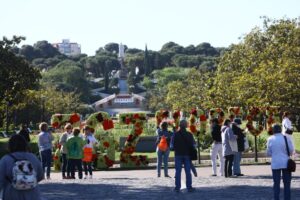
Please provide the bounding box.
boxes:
[156,121,173,178]
[82,126,98,179]
[0,134,44,200]
[38,122,53,180]
[66,128,85,179]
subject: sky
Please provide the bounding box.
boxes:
[1,0,299,56]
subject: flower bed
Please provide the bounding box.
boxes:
[51,113,81,129]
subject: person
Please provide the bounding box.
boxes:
[210,118,224,176]
[66,128,85,179]
[82,126,98,179]
[171,119,196,192]
[267,124,294,200]
[221,119,237,178]
[18,124,30,143]
[59,123,73,179]
[155,121,173,177]
[0,134,44,200]
[232,118,245,176]
[38,122,53,180]
[282,112,296,156]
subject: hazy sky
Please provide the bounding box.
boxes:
[1,0,299,55]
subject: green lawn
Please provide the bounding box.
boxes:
[294,132,300,152]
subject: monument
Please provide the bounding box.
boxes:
[92,43,147,115]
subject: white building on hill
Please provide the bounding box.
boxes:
[52,39,81,56]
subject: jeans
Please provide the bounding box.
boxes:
[272,169,292,200]
[69,159,83,179]
[233,151,242,175]
[61,153,70,177]
[83,161,93,176]
[40,149,52,178]
[210,143,224,176]
[224,154,234,177]
[157,148,170,176]
[190,161,197,176]
[175,156,192,190]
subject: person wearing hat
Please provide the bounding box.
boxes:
[267,124,294,200]
[232,118,245,176]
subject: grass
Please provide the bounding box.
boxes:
[294,132,300,152]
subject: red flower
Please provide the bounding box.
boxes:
[70,113,80,123]
[135,128,143,135]
[199,115,207,121]
[125,117,131,124]
[190,109,197,116]
[52,122,59,128]
[173,111,180,119]
[133,113,140,119]
[190,125,197,133]
[103,141,110,148]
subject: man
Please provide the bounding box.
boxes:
[210,118,224,176]
[171,119,196,192]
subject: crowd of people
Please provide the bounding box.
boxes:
[0,112,297,199]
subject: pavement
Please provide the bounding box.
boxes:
[39,163,300,200]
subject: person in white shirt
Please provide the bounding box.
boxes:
[267,124,294,200]
[282,111,295,156]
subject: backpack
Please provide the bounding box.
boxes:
[157,135,168,152]
[7,154,37,190]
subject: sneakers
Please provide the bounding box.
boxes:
[193,172,198,177]
[187,188,196,193]
[211,174,217,177]
[89,175,93,179]
[84,175,88,179]
[164,175,171,178]
[235,173,244,176]
[157,174,161,178]
[174,188,180,193]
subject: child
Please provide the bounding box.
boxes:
[83,138,93,179]
[66,128,85,179]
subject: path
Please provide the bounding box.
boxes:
[40,164,300,200]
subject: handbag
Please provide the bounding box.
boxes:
[157,135,168,152]
[283,136,296,172]
[284,125,293,135]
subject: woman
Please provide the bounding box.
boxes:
[156,121,173,177]
[282,112,295,156]
[38,122,53,180]
[59,123,73,179]
[221,119,237,178]
[267,124,294,200]
[0,134,44,200]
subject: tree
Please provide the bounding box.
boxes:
[212,17,300,108]
[144,45,151,76]
[0,36,41,103]
[104,43,119,54]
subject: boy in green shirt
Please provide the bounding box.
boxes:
[66,128,85,179]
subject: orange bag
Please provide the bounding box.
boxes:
[157,136,168,152]
[83,146,93,162]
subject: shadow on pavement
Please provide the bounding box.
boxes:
[39,182,300,200]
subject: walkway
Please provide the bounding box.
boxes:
[39,164,300,200]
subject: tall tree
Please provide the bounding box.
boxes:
[144,45,151,76]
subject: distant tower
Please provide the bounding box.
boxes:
[118,43,128,93]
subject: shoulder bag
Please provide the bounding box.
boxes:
[283,136,296,172]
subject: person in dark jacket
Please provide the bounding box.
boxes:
[171,119,196,193]
[18,124,31,142]
[232,118,245,176]
[210,118,224,176]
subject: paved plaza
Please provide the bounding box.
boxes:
[39,163,300,200]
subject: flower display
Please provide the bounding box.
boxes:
[51,113,81,129]
[209,108,225,125]
[246,107,264,136]
[155,110,169,127]
[119,113,149,168]
[172,110,180,130]
[189,108,207,135]
[228,107,243,121]
[265,106,280,134]
[96,135,116,169]
[86,111,114,132]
